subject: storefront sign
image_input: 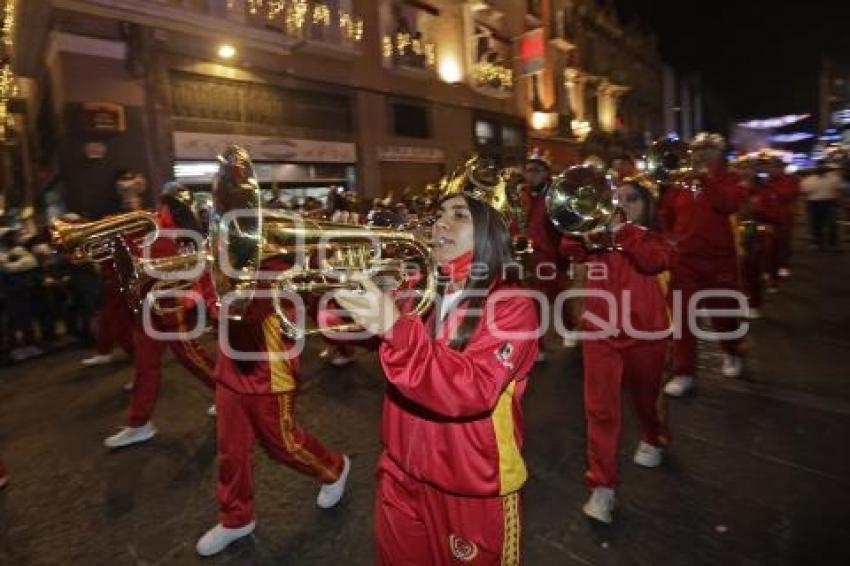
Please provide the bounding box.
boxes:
[377,145,445,163]
[80,102,126,133]
[173,132,357,163]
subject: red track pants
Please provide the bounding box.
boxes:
[127,325,215,427]
[375,455,522,566]
[216,385,344,528]
[583,339,669,488]
[95,284,134,357]
[670,256,743,376]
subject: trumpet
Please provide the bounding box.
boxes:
[50,210,159,264]
[209,145,435,339]
[112,237,206,316]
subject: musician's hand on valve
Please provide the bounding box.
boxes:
[333,272,400,336]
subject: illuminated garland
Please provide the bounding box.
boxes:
[227,0,363,44]
[381,33,436,70]
[471,61,512,91]
[0,0,17,140]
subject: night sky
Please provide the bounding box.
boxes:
[614,0,850,131]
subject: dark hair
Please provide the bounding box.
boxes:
[434,194,519,351]
[620,181,657,230]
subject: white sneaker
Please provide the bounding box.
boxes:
[747,307,762,320]
[207,404,217,417]
[778,267,792,278]
[82,353,116,366]
[317,455,350,509]
[9,348,28,362]
[721,354,742,378]
[633,441,664,468]
[24,345,44,357]
[104,422,157,449]
[582,487,615,524]
[196,521,255,557]
[122,381,134,392]
[664,375,695,397]
[562,335,579,348]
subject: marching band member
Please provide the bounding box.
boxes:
[196,150,350,558]
[660,133,747,397]
[740,159,784,317]
[104,182,216,449]
[334,169,538,565]
[767,158,800,278]
[558,172,674,524]
[79,175,145,367]
[519,149,576,358]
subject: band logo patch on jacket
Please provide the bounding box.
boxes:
[494,342,515,370]
[449,534,479,562]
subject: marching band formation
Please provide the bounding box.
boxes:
[0,131,846,564]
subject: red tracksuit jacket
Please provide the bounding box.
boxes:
[748,185,784,225]
[558,224,674,346]
[518,184,563,268]
[378,284,539,497]
[206,256,299,395]
[659,170,745,258]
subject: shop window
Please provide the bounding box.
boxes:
[502,125,522,148]
[392,103,430,138]
[475,120,496,146]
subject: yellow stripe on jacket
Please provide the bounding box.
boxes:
[491,381,527,495]
[262,314,295,393]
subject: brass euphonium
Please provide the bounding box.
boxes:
[50,210,159,263]
[112,236,206,316]
[545,165,619,250]
[209,145,435,339]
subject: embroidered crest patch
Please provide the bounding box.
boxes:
[494,342,515,369]
[449,534,479,562]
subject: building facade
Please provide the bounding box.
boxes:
[518,0,666,169]
[8,0,529,217]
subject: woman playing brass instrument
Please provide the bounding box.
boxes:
[557,170,675,525]
[334,162,538,565]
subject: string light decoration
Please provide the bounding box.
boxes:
[0,0,18,141]
[227,0,363,45]
[381,32,437,71]
[471,61,513,91]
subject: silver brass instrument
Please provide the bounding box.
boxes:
[50,210,159,264]
[546,165,618,251]
[210,145,436,339]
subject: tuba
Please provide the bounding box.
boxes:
[545,165,618,250]
[50,210,159,264]
[209,145,435,339]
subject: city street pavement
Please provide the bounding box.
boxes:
[0,244,848,565]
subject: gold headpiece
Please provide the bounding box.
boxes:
[441,156,511,218]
